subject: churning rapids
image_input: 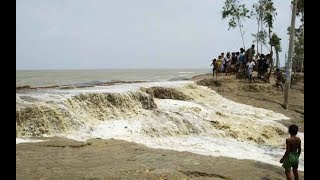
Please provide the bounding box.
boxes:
[16,81,304,170]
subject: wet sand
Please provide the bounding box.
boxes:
[16,138,304,179]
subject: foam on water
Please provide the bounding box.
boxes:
[16,81,303,171]
[62,119,304,171]
[16,81,191,103]
[16,138,48,144]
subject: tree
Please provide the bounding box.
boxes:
[288,0,304,73]
[222,0,250,49]
[270,33,281,68]
[251,0,268,54]
[296,0,304,73]
[262,0,277,74]
[292,25,304,73]
[296,0,304,22]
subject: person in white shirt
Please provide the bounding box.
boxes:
[236,48,246,79]
[246,58,255,83]
[220,52,225,72]
[223,52,231,75]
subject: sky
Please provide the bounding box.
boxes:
[16,0,299,70]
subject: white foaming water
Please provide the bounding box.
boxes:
[16,81,304,171]
[16,81,191,103]
[62,119,304,171]
[16,138,48,144]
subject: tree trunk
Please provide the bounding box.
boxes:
[268,27,273,74]
[239,28,245,49]
[276,50,279,68]
[256,20,260,55]
[256,39,259,55]
[238,18,245,50]
[285,53,287,67]
[260,21,263,53]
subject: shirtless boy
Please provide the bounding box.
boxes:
[280,125,301,180]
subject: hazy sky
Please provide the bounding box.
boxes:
[16,0,298,70]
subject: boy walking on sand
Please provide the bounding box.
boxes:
[280,125,301,180]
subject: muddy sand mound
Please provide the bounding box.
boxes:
[239,83,282,95]
[142,87,192,101]
[196,78,222,87]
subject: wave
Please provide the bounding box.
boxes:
[16,82,288,144]
[168,77,191,81]
[16,80,148,91]
[16,91,157,136]
[16,81,303,170]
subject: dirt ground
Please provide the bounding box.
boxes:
[16,73,304,179]
[16,138,304,180]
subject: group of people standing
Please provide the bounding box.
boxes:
[210,44,273,83]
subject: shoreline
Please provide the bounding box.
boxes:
[191,73,304,132]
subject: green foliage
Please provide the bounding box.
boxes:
[222,0,250,30]
[222,0,250,48]
[288,0,304,71]
[296,0,304,22]
[270,33,281,52]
